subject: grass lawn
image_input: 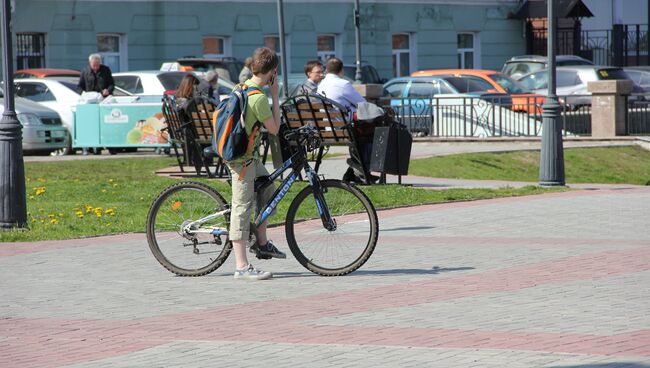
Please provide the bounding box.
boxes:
[409,145,650,185]
[0,157,561,242]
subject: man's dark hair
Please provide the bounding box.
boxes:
[251,47,279,76]
[326,57,343,74]
[304,60,323,77]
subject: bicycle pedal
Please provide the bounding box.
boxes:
[256,254,272,260]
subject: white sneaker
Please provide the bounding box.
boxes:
[233,264,273,280]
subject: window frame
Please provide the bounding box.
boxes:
[264,34,291,72]
[316,34,341,63]
[457,32,481,69]
[16,33,47,69]
[392,33,416,78]
[97,33,128,72]
[202,36,231,58]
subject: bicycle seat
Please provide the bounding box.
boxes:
[203,146,219,159]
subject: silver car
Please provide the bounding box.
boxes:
[0,89,68,154]
[516,65,643,110]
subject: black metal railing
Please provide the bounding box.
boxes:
[379,95,593,138]
[627,95,650,135]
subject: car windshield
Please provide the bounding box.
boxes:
[488,73,530,94]
[518,71,548,90]
[442,76,492,93]
[596,68,630,80]
[157,72,187,91]
[503,61,545,77]
[60,81,79,94]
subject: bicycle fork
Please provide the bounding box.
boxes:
[306,168,337,232]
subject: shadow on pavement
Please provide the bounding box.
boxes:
[381,226,436,232]
[272,266,475,279]
[549,364,650,368]
[352,266,475,276]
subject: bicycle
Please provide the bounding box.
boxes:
[146,125,379,277]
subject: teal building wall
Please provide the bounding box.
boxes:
[6,1,525,79]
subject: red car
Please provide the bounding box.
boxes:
[14,68,81,79]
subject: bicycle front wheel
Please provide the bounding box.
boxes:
[146,182,232,276]
[285,179,378,276]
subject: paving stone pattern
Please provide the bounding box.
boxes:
[1,188,649,367]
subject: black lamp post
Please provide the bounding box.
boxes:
[353,0,363,84]
[276,0,289,100]
[0,0,27,229]
[539,0,565,186]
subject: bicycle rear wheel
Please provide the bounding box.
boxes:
[285,179,378,276]
[146,182,231,276]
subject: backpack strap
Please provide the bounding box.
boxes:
[237,85,264,181]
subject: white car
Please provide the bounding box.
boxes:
[114,70,235,99]
[0,89,68,155]
[13,78,132,155]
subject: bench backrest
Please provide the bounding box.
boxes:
[188,98,215,144]
[161,95,186,143]
[281,94,354,146]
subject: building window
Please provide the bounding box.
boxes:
[16,33,46,69]
[97,33,127,72]
[457,33,480,69]
[392,33,412,77]
[203,36,230,58]
[317,34,339,63]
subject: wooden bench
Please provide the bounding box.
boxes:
[280,93,373,184]
[161,96,227,178]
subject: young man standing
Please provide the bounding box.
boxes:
[228,47,285,281]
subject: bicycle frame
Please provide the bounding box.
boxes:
[202,146,336,237]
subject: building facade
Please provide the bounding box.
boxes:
[2,0,525,79]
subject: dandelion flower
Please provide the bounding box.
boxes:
[50,219,59,225]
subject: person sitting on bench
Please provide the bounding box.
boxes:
[317,58,377,183]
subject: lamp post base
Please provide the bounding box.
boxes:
[0,112,28,230]
[539,96,566,186]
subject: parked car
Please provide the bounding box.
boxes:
[114,70,235,98]
[502,55,594,79]
[411,69,545,114]
[342,63,385,85]
[516,65,643,110]
[14,68,81,79]
[163,57,245,83]
[383,76,511,136]
[623,67,650,92]
[13,77,134,155]
[0,89,68,154]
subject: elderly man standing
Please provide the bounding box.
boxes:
[77,53,115,97]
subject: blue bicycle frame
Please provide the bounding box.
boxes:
[210,148,336,237]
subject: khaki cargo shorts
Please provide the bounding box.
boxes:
[226,159,276,241]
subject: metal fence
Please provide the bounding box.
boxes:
[380,95,593,138]
[627,96,650,135]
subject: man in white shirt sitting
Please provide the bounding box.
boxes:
[318,58,377,183]
[317,58,366,114]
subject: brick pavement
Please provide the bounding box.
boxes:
[1,187,649,367]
